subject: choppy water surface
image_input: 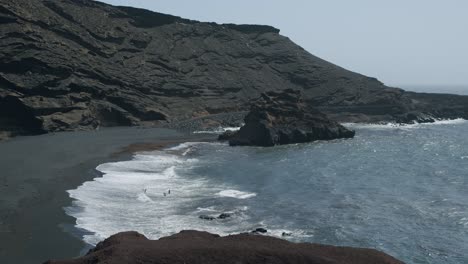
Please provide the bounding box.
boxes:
[67,120,468,264]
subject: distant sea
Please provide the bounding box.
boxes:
[66,119,468,264]
[401,85,468,95]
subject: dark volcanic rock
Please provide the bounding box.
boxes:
[395,111,436,124]
[252,227,268,234]
[1,0,467,139]
[45,230,404,264]
[227,89,355,146]
[199,215,215,221]
[217,213,232,219]
[218,130,237,141]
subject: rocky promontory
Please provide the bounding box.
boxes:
[221,89,355,146]
[45,230,404,264]
[1,0,468,140]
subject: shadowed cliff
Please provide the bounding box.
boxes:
[1,0,467,139]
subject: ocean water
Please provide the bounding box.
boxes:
[402,85,468,95]
[66,120,468,264]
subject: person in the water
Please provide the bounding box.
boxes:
[168,189,171,194]
[163,192,166,197]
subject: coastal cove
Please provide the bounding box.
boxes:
[1,1,467,263]
[0,127,214,264]
[60,119,468,264]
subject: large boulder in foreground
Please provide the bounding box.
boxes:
[222,89,355,147]
[45,230,403,264]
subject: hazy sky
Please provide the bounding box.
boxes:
[100,0,468,88]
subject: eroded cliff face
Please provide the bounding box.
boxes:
[1,0,467,139]
[223,89,355,147]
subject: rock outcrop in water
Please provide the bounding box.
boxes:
[223,89,355,146]
[45,230,404,264]
[1,0,468,140]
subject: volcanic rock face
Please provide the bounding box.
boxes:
[1,0,468,139]
[223,89,355,146]
[45,230,404,264]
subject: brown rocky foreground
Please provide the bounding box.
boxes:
[45,230,404,264]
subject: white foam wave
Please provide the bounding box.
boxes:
[193,126,241,134]
[66,147,257,246]
[167,142,205,151]
[216,190,257,199]
[431,118,468,125]
[267,228,315,240]
[343,118,467,130]
[196,206,218,212]
[137,193,153,203]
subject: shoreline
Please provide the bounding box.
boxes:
[0,127,215,264]
[2,121,468,263]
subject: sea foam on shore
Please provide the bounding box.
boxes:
[66,142,258,246]
[65,122,468,264]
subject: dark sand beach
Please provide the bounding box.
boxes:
[0,127,215,264]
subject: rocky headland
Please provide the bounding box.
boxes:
[220,89,355,146]
[45,230,404,264]
[1,0,468,140]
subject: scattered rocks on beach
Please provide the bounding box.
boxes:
[222,89,355,147]
[44,230,404,264]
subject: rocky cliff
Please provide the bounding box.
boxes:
[45,230,404,264]
[222,89,355,146]
[1,0,468,139]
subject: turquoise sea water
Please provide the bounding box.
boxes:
[67,119,468,264]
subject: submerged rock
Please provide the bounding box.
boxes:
[44,230,404,264]
[199,215,215,221]
[217,213,232,219]
[224,89,355,147]
[252,228,268,234]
